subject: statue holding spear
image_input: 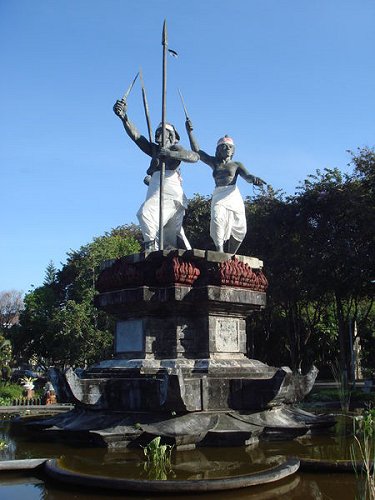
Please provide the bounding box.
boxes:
[113,21,198,251]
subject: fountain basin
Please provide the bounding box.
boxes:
[44,457,300,492]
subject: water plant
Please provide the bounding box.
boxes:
[351,408,375,499]
[141,436,174,480]
[331,360,351,412]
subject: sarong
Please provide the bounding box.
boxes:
[210,185,246,247]
[137,170,191,249]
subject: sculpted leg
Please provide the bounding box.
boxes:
[227,235,242,254]
[210,204,228,253]
[138,197,184,250]
[227,207,246,254]
[174,204,191,250]
[137,199,159,248]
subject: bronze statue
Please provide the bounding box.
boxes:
[113,99,199,250]
[185,119,265,253]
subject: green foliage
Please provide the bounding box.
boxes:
[44,260,57,286]
[241,148,375,374]
[0,336,12,365]
[142,436,174,480]
[331,360,351,412]
[351,408,375,499]
[184,194,213,250]
[0,383,23,402]
[0,364,11,383]
[12,225,141,367]
[307,388,375,405]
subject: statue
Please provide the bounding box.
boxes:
[185,119,266,253]
[113,99,199,250]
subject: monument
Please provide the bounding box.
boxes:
[16,21,334,450]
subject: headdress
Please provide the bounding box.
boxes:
[217,135,235,147]
[156,122,180,141]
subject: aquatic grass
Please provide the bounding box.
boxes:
[350,409,375,499]
[141,436,174,480]
[331,360,351,412]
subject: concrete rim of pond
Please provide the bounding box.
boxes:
[299,457,373,473]
[44,457,300,492]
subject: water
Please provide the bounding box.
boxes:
[0,415,362,499]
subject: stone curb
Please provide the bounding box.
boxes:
[44,457,300,492]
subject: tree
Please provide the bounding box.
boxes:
[234,146,375,379]
[0,335,12,366]
[14,226,141,367]
[184,194,213,250]
[44,261,57,286]
[57,224,141,303]
[296,164,374,377]
[0,290,23,335]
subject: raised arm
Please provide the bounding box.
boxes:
[159,144,199,163]
[113,100,152,157]
[237,163,266,186]
[185,119,216,168]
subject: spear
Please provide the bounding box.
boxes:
[178,88,189,120]
[121,72,139,102]
[159,19,168,250]
[139,69,153,145]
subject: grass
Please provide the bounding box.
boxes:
[351,408,375,499]
[331,362,351,412]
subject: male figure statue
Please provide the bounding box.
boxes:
[113,99,199,250]
[186,120,265,253]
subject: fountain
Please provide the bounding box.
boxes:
[1,414,361,497]
[8,20,336,492]
[8,248,335,491]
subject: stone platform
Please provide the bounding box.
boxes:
[14,250,335,448]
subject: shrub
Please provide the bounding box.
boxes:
[0,383,24,403]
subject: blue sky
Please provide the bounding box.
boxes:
[1,0,374,293]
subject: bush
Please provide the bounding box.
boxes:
[0,383,24,403]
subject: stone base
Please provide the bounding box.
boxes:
[18,250,334,450]
[48,361,318,413]
[13,406,335,450]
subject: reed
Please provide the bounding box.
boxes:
[351,409,375,499]
[331,360,351,412]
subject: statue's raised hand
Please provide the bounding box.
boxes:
[253,176,266,187]
[113,99,127,119]
[185,118,193,132]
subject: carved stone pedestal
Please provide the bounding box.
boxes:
[95,249,266,363]
[17,250,333,448]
